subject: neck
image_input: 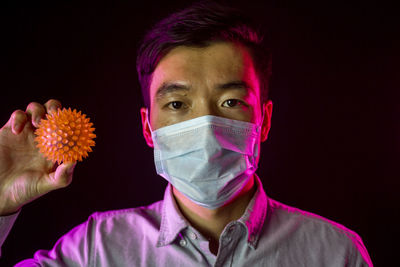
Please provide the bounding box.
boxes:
[172,175,256,248]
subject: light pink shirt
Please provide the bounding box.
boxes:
[1,175,373,266]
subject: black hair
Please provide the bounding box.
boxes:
[136,1,272,108]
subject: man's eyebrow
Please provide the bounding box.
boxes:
[155,82,190,99]
[217,81,251,91]
[155,80,250,99]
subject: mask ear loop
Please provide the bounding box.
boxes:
[252,103,266,160]
[145,108,154,133]
[257,102,266,133]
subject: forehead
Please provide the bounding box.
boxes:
[149,41,260,99]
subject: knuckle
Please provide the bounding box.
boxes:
[58,174,72,188]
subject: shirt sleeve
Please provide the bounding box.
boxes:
[0,211,20,257]
[14,216,95,267]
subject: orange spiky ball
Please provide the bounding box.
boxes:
[34,108,96,164]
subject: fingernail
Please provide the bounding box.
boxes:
[52,106,60,111]
[35,117,42,126]
[13,123,21,133]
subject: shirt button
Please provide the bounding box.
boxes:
[189,232,197,240]
[179,239,187,247]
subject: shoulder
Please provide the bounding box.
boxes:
[85,200,164,234]
[264,197,372,265]
[267,198,361,240]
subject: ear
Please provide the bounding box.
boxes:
[140,107,154,148]
[261,100,273,142]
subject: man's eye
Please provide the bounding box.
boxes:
[222,99,243,108]
[167,101,184,110]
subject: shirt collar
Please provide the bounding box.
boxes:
[156,183,189,247]
[237,174,268,249]
[156,174,268,249]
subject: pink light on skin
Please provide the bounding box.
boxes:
[227,42,272,165]
[145,41,271,129]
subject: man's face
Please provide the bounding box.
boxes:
[141,41,272,146]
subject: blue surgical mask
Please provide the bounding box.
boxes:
[150,115,262,209]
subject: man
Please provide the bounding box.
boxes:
[0,2,372,266]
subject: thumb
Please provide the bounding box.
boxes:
[40,162,77,194]
[53,162,77,189]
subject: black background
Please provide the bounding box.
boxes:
[0,0,398,266]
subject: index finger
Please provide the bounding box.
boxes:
[44,99,62,114]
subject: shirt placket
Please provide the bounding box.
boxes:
[214,222,243,267]
[180,227,217,266]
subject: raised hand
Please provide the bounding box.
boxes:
[0,100,76,216]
